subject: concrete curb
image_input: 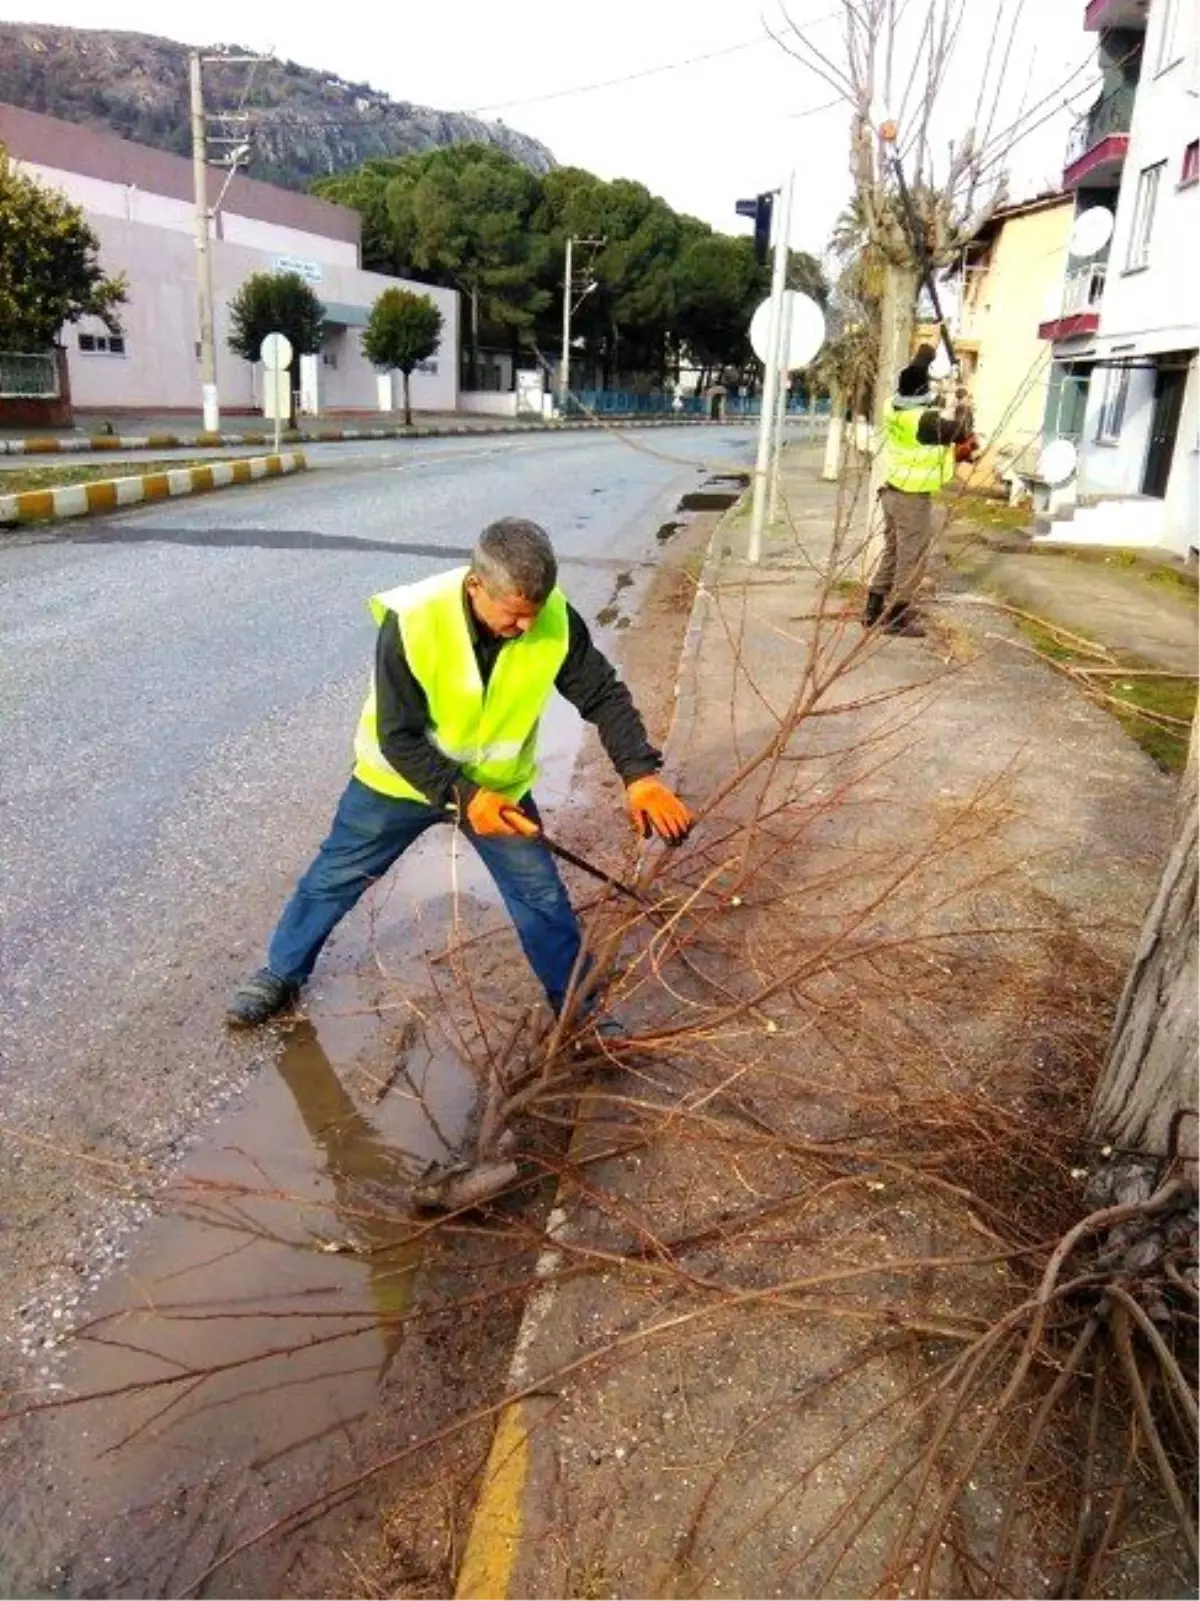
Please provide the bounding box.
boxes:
[0,451,307,527]
[0,416,756,457]
[452,491,746,1601]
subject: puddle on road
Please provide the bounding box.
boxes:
[4,713,589,1597]
[1,505,642,1591]
[7,981,480,1596]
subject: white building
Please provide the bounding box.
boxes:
[1037,0,1198,557]
[0,102,459,418]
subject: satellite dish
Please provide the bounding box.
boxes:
[1038,437,1079,487]
[1068,207,1114,259]
[749,291,827,371]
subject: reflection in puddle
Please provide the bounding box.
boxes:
[4,1009,478,1596]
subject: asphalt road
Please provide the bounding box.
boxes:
[0,425,754,1356]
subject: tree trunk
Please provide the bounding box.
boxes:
[402,369,412,427]
[1090,724,1198,1161]
[822,383,846,481]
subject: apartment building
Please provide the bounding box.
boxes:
[1037,0,1197,555]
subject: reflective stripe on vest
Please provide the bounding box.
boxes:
[883,404,954,494]
[352,566,570,803]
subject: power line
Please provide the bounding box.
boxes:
[217,11,847,138]
[459,35,773,116]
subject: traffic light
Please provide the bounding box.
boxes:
[736,193,775,266]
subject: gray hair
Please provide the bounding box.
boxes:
[471,518,558,603]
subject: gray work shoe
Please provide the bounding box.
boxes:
[225,968,299,1028]
[568,1011,630,1057]
[591,1014,630,1043]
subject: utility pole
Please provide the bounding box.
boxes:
[559,234,573,413]
[189,49,265,435]
[748,169,794,563]
[190,50,219,434]
[559,236,603,413]
[767,288,795,524]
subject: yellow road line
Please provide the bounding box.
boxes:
[454,1401,532,1601]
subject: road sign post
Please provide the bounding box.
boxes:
[748,171,793,563]
[259,331,294,454]
[748,278,826,560]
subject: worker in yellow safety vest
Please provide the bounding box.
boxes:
[227,518,694,1034]
[863,346,971,638]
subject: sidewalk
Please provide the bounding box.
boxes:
[453,448,1191,1599]
[949,537,1198,676]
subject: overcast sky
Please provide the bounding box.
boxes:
[4,0,1098,257]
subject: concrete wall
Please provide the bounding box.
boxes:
[0,102,360,252]
[66,213,458,414]
[1095,0,1199,356]
[22,161,359,271]
[1078,362,1157,495]
[459,391,519,417]
[958,198,1075,477]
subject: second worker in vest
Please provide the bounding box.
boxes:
[226,518,695,1032]
[863,346,972,639]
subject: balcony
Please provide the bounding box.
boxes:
[1039,260,1108,342]
[1063,85,1136,188]
[1085,0,1148,32]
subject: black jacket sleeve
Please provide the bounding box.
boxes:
[555,606,661,784]
[374,611,472,810]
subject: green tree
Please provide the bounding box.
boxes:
[0,145,127,352]
[536,169,683,388]
[319,144,548,388]
[672,228,765,389]
[361,287,444,425]
[226,271,325,407]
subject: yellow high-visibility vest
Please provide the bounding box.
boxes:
[353,566,570,803]
[883,403,955,494]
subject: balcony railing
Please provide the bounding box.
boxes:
[1065,84,1136,168]
[1038,260,1107,340]
[1063,260,1107,314]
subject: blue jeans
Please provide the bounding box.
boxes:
[266,777,586,1014]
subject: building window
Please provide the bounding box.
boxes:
[78,332,126,355]
[1155,0,1182,71]
[1095,365,1130,443]
[1182,140,1200,187]
[1125,162,1164,269]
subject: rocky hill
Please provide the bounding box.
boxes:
[0,23,556,187]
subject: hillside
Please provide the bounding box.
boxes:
[0,23,556,188]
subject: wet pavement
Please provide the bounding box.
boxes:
[0,424,753,1595]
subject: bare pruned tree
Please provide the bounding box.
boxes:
[768,0,1014,496]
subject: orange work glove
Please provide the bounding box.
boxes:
[466,789,540,838]
[626,776,695,847]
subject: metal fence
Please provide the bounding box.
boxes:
[0,351,59,399]
[565,391,706,417]
[725,396,832,419]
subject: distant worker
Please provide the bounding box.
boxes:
[863,343,971,638]
[226,519,695,1031]
[953,385,980,464]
